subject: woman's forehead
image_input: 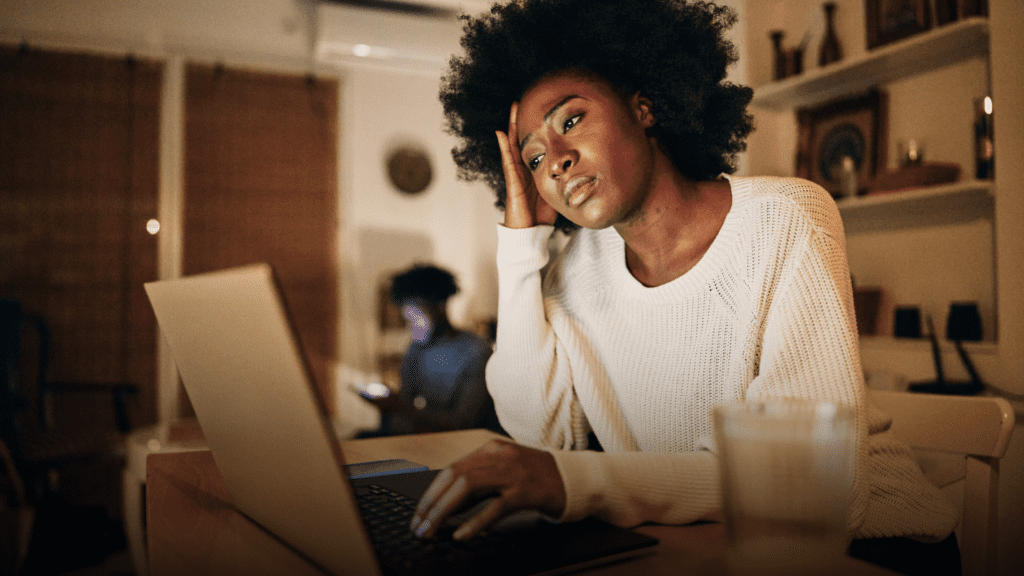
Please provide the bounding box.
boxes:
[518,72,622,125]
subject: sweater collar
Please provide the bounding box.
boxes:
[600,174,750,302]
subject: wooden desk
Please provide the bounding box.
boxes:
[146,429,895,576]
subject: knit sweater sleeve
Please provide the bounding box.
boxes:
[551,448,722,526]
[485,224,590,450]
[743,225,871,534]
[741,194,956,540]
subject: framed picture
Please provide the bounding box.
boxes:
[796,90,888,198]
[865,0,932,49]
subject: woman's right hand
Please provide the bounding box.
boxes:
[495,102,558,229]
[410,439,565,541]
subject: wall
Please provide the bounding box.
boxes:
[338,64,501,372]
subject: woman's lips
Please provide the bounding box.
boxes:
[563,176,597,208]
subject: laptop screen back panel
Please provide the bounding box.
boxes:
[145,264,380,576]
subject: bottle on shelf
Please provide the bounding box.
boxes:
[770,31,786,80]
[770,30,806,80]
[818,2,842,67]
[974,96,994,179]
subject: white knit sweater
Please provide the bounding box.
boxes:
[486,175,957,540]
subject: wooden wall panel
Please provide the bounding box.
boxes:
[183,64,338,409]
[1,45,161,428]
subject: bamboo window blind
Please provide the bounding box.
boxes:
[183,63,339,410]
[1,46,161,427]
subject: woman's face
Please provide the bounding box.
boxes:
[516,72,657,229]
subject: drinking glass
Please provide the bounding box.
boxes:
[713,398,856,572]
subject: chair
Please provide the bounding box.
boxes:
[1,298,137,574]
[2,298,138,498]
[1,437,33,574]
[868,389,1015,576]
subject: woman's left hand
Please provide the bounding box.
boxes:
[409,439,566,541]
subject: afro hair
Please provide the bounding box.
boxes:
[440,0,754,232]
[389,264,460,305]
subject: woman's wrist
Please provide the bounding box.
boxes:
[538,451,568,518]
[503,204,536,229]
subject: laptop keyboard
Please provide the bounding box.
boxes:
[354,483,513,573]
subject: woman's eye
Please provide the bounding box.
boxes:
[563,114,582,132]
[527,154,544,171]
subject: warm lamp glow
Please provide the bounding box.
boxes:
[984,96,992,115]
[146,219,160,235]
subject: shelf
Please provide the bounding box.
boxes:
[838,179,992,210]
[752,18,989,110]
[838,180,993,233]
[858,336,999,387]
[860,335,997,356]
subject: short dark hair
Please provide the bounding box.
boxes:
[440,0,754,233]
[390,264,459,305]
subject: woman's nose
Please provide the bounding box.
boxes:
[549,147,577,178]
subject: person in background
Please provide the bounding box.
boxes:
[408,2,959,576]
[359,265,503,437]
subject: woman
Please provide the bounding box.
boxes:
[412,1,958,573]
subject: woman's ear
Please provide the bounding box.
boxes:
[634,94,656,128]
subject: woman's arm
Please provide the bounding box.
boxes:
[409,435,722,541]
[486,225,589,449]
[552,449,721,526]
[744,224,869,534]
[488,101,587,448]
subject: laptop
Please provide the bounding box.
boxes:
[144,263,658,576]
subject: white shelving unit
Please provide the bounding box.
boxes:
[837,180,994,233]
[836,180,991,210]
[745,9,1003,375]
[752,17,989,110]
[751,17,993,231]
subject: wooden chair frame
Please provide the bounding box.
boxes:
[868,389,1015,576]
